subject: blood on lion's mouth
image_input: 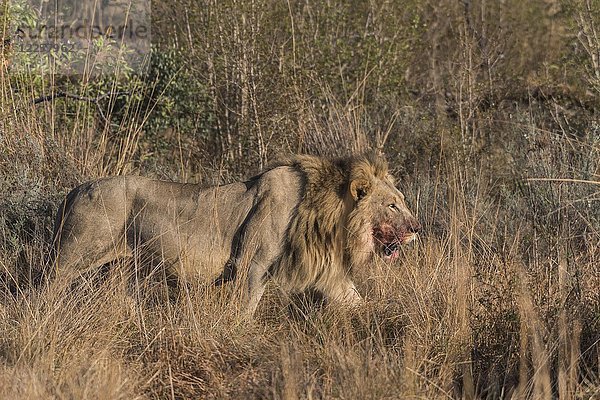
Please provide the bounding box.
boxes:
[380,234,418,261]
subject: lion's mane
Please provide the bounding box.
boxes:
[273,153,389,294]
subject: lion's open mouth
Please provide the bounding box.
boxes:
[379,234,418,261]
[382,242,400,261]
[374,223,419,262]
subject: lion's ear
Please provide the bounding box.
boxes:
[350,179,371,201]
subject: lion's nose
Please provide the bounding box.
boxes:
[407,220,421,234]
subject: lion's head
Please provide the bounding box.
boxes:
[346,154,421,264]
[275,152,420,295]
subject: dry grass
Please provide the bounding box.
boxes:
[1,1,600,398]
[1,110,598,398]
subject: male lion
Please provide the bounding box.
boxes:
[51,153,420,315]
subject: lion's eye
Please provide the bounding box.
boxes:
[388,204,398,211]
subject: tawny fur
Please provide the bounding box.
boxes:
[51,153,419,315]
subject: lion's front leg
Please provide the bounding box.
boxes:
[232,213,288,317]
[243,260,269,316]
[320,278,362,308]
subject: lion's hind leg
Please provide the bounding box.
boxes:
[53,236,130,283]
[50,233,131,293]
[49,179,134,292]
[49,206,132,296]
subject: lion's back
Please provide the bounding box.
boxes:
[51,164,304,284]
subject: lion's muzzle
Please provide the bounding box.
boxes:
[400,219,421,244]
[374,218,421,261]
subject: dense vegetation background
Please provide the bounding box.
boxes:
[0,0,598,398]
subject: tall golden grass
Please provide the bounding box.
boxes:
[1,1,599,398]
[1,82,598,398]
